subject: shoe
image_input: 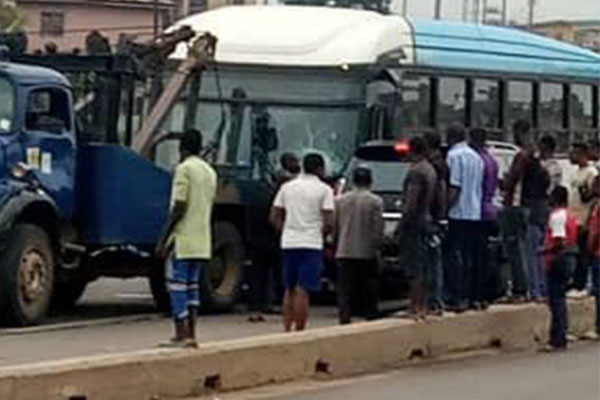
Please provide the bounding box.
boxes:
[248,313,266,323]
[540,344,567,353]
[581,330,600,341]
[158,338,187,349]
[567,334,577,343]
[567,290,588,299]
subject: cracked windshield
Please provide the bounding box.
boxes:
[156,68,365,179]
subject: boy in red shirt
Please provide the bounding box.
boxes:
[545,186,579,350]
[587,176,600,339]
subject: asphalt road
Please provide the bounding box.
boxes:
[0,278,342,367]
[221,344,600,400]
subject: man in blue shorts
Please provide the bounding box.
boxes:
[156,129,217,347]
[270,153,335,332]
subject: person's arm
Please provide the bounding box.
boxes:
[579,169,599,203]
[402,177,421,225]
[447,153,461,208]
[270,187,286,233]
[372,197,384,249]
[156,165,189,259]
[321,187,335,236]
[503,152,527,207]
[588,203,600,254]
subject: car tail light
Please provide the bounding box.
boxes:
[394,141,410,156]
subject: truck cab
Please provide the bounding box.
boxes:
[0,63,76,326]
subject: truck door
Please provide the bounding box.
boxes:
[21,86,76,219]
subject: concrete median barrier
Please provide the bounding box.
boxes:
[0,299,595,400]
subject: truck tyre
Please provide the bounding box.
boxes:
[52,279,88,310]
[0,224,54,326]
[203,221,244,311]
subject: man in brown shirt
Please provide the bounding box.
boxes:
[400,136,437,319]
[335,167,384,324]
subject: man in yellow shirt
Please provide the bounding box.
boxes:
[157,129,217,347]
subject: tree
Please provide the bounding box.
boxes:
[0,2,27,54]
[0,2,25,33]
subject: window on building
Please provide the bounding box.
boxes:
[472,79,500,129]
[40,11,65,36]
[508,81,533,127]
[539,83,564,130]
[400,74,431,131]
[570,84,593,130]
[438,77,466,131]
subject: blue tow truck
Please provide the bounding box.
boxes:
[0,32,232,326]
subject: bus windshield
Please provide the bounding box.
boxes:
[157,67,366,177]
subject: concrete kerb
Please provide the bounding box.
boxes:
[0,299,595,400]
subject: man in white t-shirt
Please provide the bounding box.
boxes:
[270,153,335,332]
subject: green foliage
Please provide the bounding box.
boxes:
[0,2,25,33]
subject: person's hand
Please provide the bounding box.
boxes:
[155,238,169,260]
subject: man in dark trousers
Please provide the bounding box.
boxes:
[334,167,384,324]
[400,137,438,319]
[156,129,217,348]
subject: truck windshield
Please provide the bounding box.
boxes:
[0,77,14,133]
[158,67,366,177]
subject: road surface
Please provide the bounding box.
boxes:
[215,344,600,400]
[0,278,355,367]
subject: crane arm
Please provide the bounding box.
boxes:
[131,32,217,157]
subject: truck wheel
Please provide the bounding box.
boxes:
[203,221,244,311]
[52,279,88,310]
[0,224,54,326]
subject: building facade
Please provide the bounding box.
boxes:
[531,20,600,53]
[18,0,176,52]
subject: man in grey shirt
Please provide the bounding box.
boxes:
[335,167,384,324]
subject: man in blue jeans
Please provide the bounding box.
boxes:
[271,153,335,332]
[157,129,217,348]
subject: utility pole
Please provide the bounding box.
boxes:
[473,0,480,23]
[402,0,408,16]
[482,0,488,24]
[153,0,159,39]
[528,0,536,28]
[434,0,442,19]
[501,0,507,25]
[462,0,469,22]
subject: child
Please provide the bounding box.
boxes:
[586,176,600,340]
[545,186,579,350]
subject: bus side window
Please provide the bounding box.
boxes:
[570,84,594,130]
[507,80,533,131]
[399,74,432,134]
[539,82,564,131]
[472,79,500,131]
[438,77,466,132]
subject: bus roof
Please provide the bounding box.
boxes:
[170,6,415,66]
[411,19,600,80]
[171,6,600,80]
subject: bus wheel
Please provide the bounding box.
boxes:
[204,221,244,311]
[0,224,54,326]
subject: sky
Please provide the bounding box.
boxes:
[390,0,600,24]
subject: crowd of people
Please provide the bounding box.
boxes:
[156,125,600,352]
